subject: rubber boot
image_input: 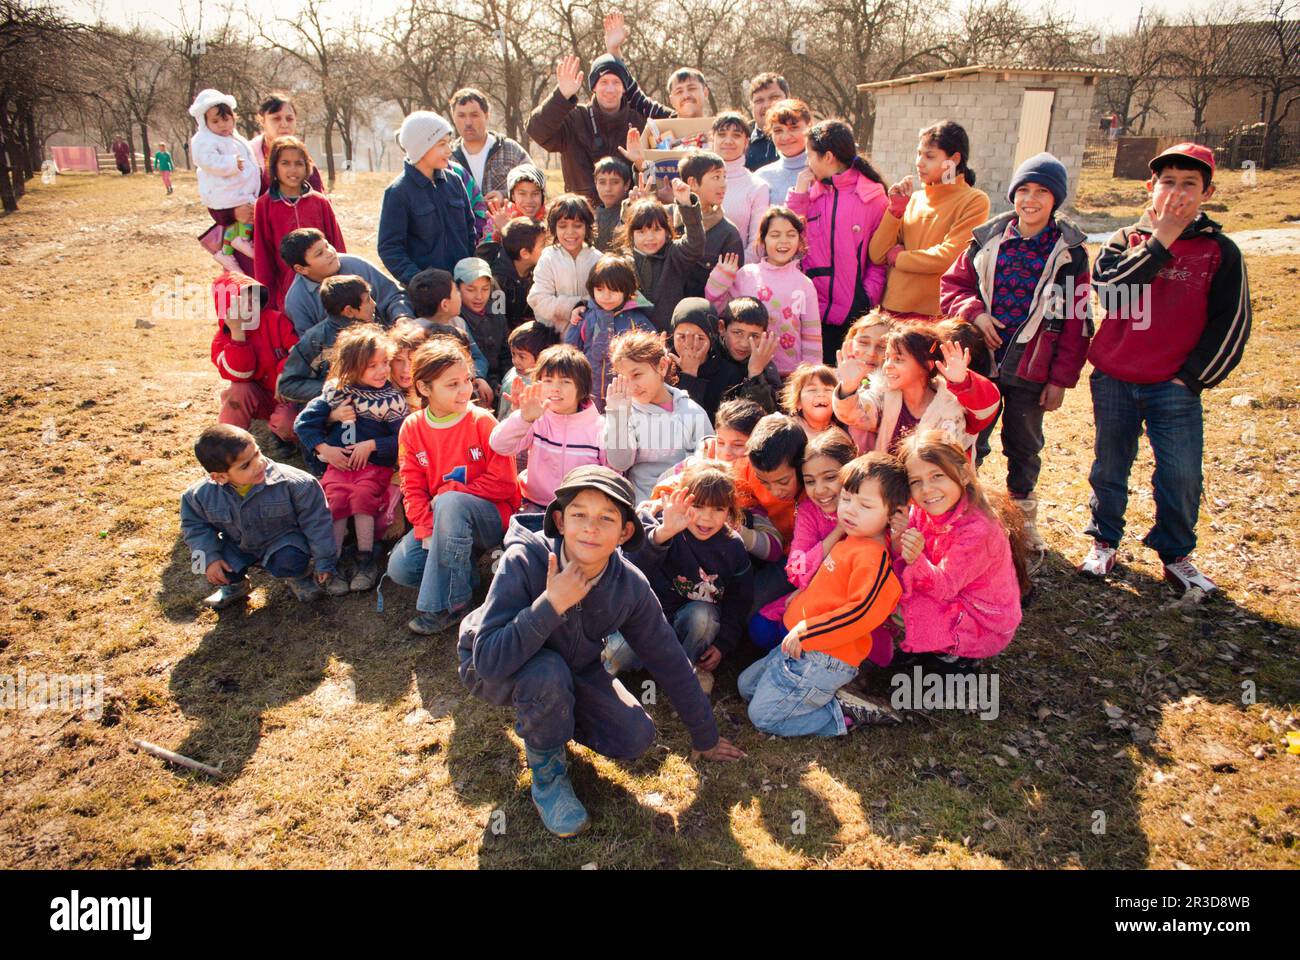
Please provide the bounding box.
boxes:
[525,744,590,837]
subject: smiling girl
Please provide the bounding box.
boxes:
[603,329,713,501]
[385,338,520,635]
[834,321,1000,456]
[705,207,820,375]
[564,255,651,410]
[894,430,1027,668]
[711,112,770,262]
[782,364,847,440]
[615,177,706,332]
[253,136,347,310]
[869,121,990,318]
[527,194,602,331]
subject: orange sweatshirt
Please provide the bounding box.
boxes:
[398,405,520,540]
[783,536,901,666]
[869,180,990,316]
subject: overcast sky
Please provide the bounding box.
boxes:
[61,0,1230,34]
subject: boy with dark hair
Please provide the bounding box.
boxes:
[476,217,547,332]
[280,227,412,336]
[739,452,906,736]
[181,425,338,608]
[407,267,494,402]
[593,156,633,252]
[739,412,805,611]
[717,297,782,411]
[670,297,779,418]
[457,465,744,837]
[498,320,562,419]
[277,275,374,403]
[1079,143,1252,596]
[676,150,744,298]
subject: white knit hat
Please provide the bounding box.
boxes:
[189,88,237,123]
[396,111,454,165]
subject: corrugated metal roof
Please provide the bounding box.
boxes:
[858,64,1122,91]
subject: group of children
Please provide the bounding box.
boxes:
[178,61,1251,837]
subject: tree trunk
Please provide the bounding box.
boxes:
[139,121,153,173]
[322,117,336,190]
[1262,88,1281,170]
[24,109,41,175]
[0,138,17,212]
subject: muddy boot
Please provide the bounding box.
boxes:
[525,744,590,837]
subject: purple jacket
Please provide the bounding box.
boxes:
[786,167,888,328]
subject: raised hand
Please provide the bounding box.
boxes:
[603,10,629,56]
[672,329,710,377]
[973,311,1005,350]
[715,251,740,276]
[670,177,691,206]
[556,55,583,99]
[544,551,595,615]
[605,372,630,409]
[934,339,970,385]
[486,196,512,234]
[900,528,925,564]
[794,167,815,194]
[1149,187,1197,246]
[835,345,868,393]
[619,126,645,172]
[657,487,696,540]
[519,379,549,423]
[748,329,779,378]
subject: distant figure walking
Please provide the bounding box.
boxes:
[112,137,131,175]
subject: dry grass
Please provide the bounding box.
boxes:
[0,169,1296,870]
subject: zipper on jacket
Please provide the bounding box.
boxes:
[823,184,839,323]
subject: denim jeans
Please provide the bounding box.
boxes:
[385,492,504,614]
[974,380,1047,498]
[222,535,312,580]
[602,601,718,674]
[737,647,858,737]
[1084,371,1203,562]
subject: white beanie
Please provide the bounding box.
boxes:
[189,88,237,123]
[396,111,454,165]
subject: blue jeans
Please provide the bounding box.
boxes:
[1085,371,1203,562]
[222,536,312,580]
[737,647,858,737]
[385,492,504,614]
[602,601,718,674]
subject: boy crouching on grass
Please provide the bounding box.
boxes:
[180,424,339,608]
[457,465,745,837]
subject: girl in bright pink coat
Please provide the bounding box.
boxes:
[893,430,1028,663]
[784,120,888,365]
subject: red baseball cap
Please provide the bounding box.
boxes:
[1149,142,1215,179]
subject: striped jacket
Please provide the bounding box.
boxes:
[783,536,901,668]
[1089,212,1250,393]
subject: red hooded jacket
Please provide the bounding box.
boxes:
[210,272,299,396]
[252,184,347,310]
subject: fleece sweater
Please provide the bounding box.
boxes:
[706,256,820,375]
[602,384,714,502]
[527,243,603,331]
[488,401,606,508]
[759,496,838,620]
[397,405,520,540]
[869,179,991,316]
[783,536,902,667]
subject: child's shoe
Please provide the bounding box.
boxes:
[836,689,901,729]
[350,552,379,592]
[287,575,323,602]
[1078,540,1116,577]
[525,744,590,837]
[1163,556,1217,596]
[202,579,251,609]
[323,571,351,596]
[1013,496,1046,569]
[407,607,464,636]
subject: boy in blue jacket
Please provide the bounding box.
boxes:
[180,425,338,608]
[458,465,745,837]
[378,111,479,285]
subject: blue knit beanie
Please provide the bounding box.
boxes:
[1007,152,1068,209]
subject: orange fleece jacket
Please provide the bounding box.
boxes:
[869,180,991,316]
[783,536,901,666]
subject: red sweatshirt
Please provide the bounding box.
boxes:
[253,185,347,310]
[784,536,902,667]
[210,272,298,396]
[398,405,520,540]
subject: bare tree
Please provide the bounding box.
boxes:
[1248,0,1300,167]
[1097,11,1173,134]
[1164,7,1247,137]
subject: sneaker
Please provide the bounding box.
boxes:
[835,689,902,729]
[1163,556,1217,596]
[350,553,379,592]
[1078,540,1116,577]
[323,572,350,596]
[202,579,251,609]
[407,607,464,636]
[287,575,323,602]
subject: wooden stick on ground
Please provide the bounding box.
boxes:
[131,738,225,779]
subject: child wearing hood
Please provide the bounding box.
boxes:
[189,89,263,273]
[563,254,652,411]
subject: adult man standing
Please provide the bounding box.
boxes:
[449,88,531,201]
[526,12,672,203]
[745,72,789,171]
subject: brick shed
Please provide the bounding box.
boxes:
[859,66,1118,213]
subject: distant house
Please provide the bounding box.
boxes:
[859,65,1117,213]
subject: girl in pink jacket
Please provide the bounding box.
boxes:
[704,207,820,375]
[487,345,605,510]
[893,430,1028,665]
[785,120,888,366]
